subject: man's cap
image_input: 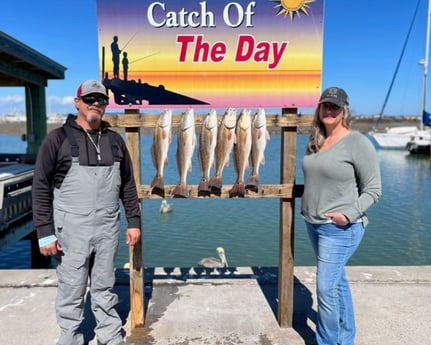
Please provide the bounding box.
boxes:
[77,80,108,98]
[319,87,349,107]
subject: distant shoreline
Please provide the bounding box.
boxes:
[0,117,421,135]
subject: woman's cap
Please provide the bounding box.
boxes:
[77,80,108,98]
[319,87,349,107]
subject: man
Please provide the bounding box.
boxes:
[111,36,121,78]
[32,80,141,345]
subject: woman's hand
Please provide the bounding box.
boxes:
[325,212,350,226]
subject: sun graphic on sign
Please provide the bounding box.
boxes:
[271,0,315,21]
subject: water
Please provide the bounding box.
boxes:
[1,133,430,269]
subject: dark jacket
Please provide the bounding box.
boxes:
[32,114,141,240]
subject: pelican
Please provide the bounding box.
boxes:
[198,247,228,268]
[160,199,174,214]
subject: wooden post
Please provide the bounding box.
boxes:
[124,109,145,330]
[25,84,47,155]
[278,108,298,327]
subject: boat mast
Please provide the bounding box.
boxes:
[420,0,431,131]
[374,0,421,130]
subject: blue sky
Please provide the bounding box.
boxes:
[0,0,429,117]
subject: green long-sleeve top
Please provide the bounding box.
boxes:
[301,131,382,226]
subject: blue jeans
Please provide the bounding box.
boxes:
[306,221,365,345]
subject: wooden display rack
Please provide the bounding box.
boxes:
[103,108,313,330]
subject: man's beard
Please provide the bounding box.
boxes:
[86,113,101,123]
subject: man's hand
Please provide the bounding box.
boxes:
[40,241,63,256]
[126,228,141,246]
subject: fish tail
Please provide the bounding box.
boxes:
[210,176,223,196]
[151,176,165,197]
[229,182,246,198]
[245,174,259,193]
[172,183,189,198]
[198,178,211,197]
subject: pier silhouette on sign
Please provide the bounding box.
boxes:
[103,77,209,106]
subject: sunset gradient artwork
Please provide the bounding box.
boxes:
[96,0,324,109]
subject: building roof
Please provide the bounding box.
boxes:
[0,31,66,87]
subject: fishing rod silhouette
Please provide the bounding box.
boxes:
[129,51,161,64]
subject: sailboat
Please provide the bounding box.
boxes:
[370,0,431,150]
[406,0,431,154]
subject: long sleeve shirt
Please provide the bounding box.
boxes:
[301,131,382,226]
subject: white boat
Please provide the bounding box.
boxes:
[406,0,431,155]
[370,0,431,150]
[370,126,421,149]
[406,129,431,153]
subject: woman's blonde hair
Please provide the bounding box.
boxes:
[306,104,352,153]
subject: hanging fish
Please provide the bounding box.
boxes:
[198,109,218,197]
[150,109,172,197]
[210,107,237,196]
[246,108,270,192]
[229,108,252,197]
[172,108,196,198]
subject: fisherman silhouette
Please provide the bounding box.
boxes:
[122,51,129,81]
[111,35,121,78]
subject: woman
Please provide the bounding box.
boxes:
[302,87,382,345]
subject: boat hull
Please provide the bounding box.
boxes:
[406,130,431,154]
[369,126,419,149]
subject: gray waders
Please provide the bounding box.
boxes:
[53,127,123,345]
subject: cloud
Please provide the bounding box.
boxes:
[0,95,25,104]
[47,95,74,105]
[0,94,76,115]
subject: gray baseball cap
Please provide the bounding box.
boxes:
[76,80,108,98]
[319,87,349,107]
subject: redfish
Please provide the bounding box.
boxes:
[172,108,196,198]
[210,108,237,195]
[229,108,252,197]
[198,109,218,197]
[150,109,172,197]
[246,108,270,192]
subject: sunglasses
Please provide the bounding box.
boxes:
[80,95,109,106]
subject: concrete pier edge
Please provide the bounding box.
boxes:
[1,266,430,345]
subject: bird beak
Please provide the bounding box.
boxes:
[220,253,228,267]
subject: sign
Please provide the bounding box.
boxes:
[96,0,324,108]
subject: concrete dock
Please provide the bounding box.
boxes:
[0,266,430,345]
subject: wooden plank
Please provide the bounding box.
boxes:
[136,183,303,199]
[102,111,307,330]
[103,113,313,130]
[125,117,145,330]
[278,109,298,328]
